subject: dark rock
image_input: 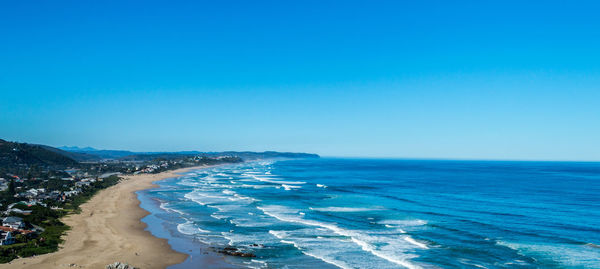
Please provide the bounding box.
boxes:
[106,262,138,269]
[218,247,256,258]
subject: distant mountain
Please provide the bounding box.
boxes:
[0,139,79,171]
[1,139,318,177]
[117,151,318,162]
[60,146,319,161]
[209,151,320,160]
[59,146,97,152]
[40,145,103,162]
[59,146,136,159]
[117,152,197,162]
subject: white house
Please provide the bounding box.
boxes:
[0,231,15,245]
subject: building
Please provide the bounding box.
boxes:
[0,226,33,245]
[75,181,91,187]
[0,231,15,245]
[2,216,25,229]
[8,208,32,215]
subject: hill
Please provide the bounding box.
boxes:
[58,146,135,159]
[59,146,320,162]
[39,145,103,162]
[0,139,79,173]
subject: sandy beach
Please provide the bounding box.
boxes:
[0,166,216,269]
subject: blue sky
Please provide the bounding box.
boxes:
[1,1,599,160]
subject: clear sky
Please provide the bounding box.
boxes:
[1,1,599,160]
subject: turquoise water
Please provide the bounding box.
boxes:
[140,159,600,268]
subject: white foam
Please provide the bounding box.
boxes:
[280,240,299,247]
[404,237,428,249]
[222,189,235,195]
[184,191,225,205]
[226,192,258,203]
[172,164,428,269]
[282,184,302,191]
[497,241,600,268]
[384,225,408,234]
[268,230,287,239]
[177,220,210,235]
[238,184,267,189]
[159,202,187,215]
[210,213,226,220]
[379,219,427,226]
[247,174,306,185]
[249,259,268,269]
[310,207,381,212]
[273,234,354,269]
[229,217,274,228]
[459,258,489,269]
[258,160,275,166]
[258,205,423,269]
[251,259,267,264]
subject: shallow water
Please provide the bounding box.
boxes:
[140,158,600,268]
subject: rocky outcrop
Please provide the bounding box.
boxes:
[218,246,256,257]
[105,262,139,269]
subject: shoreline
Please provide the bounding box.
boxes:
[0,165,212,269]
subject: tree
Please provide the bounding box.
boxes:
[8,179,15,197]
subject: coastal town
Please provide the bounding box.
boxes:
[0,138,318,264]
[0,139,246,263]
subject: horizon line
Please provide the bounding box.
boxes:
[5,139,599,163]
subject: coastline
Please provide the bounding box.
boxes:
[0,165,211,269]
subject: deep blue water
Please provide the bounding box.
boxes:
[140,158,600,268]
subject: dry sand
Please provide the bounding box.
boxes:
[0,166,217,269]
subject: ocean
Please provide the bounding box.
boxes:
[138,158,600,268]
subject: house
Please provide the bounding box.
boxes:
[48,191,62,200]
[0,231,15,245]
[0,178,7,191]
[26,188,39,197]
[0,226,33,245]
[2,216,25,229]
[8,208,32,215]
[63,190,80,197]
[75,181,91,187]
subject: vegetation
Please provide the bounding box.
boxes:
[63,175,120,212]
[0,175,121,263]
[0,140,78,175]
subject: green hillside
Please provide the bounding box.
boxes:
[0,139,79,174]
